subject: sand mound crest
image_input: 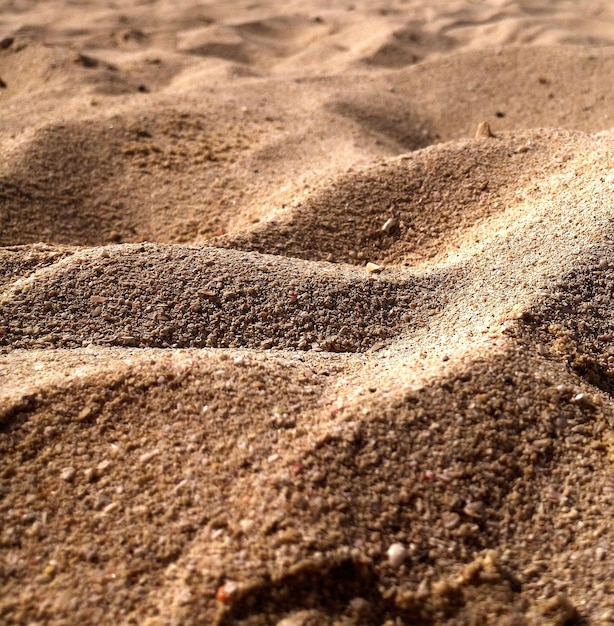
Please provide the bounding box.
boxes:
[0,245,426,352]
[3,45,614,250]
[362,21,458,68]
[216,128,612,267]
[3,128,613,361]
[0,107,261,246]
[2,2,614,625]
[178,15,330,68]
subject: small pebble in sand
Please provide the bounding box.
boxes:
[416,577,430,598]
[61,467,76,482]
[382,217,397,234]
[366,262,382,274]
[348,597,370,613]
[571,392,595,409]
[97,459,112,475]
[475,121,494,138]
[387,542,407,568]
[103,501,119,515]
[276,610,324,626]
[463,501,484,518]
[216,580,238,603]
[44,561,58,578]
[77,405,94,422]
[442,512,461,529]
[139,449,160,464]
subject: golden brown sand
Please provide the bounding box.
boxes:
[1,1,614,624]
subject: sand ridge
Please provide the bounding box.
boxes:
[1,1,614,625]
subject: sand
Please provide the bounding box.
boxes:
[1,1,614,624]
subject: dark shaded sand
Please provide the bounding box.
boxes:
[1,1,614,624]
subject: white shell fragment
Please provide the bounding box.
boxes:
[387,542,407,568]
[382,217,397,234]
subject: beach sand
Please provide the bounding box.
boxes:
[1,1,614,624]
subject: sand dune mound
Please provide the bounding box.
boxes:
[520,248,614,398]
[217,128,608,266]
[2,128,613,357]
[2,2,614,625]
[1,340,613,624]
[362,21,459,68]
[0,245,422,352]
[178,15,331,68]
[0,105,262,246]
[3,44,614,249]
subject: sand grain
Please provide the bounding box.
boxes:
[1,1,614,624]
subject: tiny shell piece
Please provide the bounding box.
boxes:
[387,542,407,568]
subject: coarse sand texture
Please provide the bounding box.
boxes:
[1,1,614,624]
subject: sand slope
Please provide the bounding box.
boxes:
[1,1,614,625]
